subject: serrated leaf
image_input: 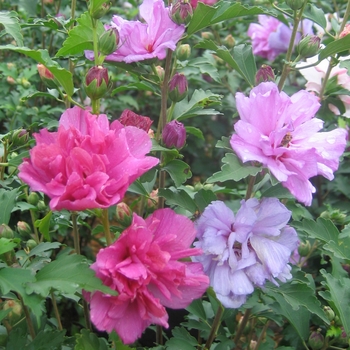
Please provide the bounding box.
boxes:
[165,327,197,350]
[0,188,18,225]
[26,254,117,297]
[75,329,109,350]
[293,218,350,261]
[56,12,105,57]
[158,188,198,214]
[29,330,66,350]
[206,153,261,183]
[28,242,61,258]
[173,89,222,121]
[320,270,350,337]
[163,160,192,187]
[34,211,52,241]
[186,298,207,320]
[0,11,23,46]
[0,238,16,255]
[303,4,327,29]
[0,45,74,96]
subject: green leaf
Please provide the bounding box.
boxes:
[319,270,350,337]
[206,153,262,183]
[293,218,350,261]
[194,189,217,212]
[319,35,350,61]
[0,188,18,225]
[28,330,66,350]
[158,188,198,214]
[261,183,295,200]
[0,11,23,46]
[195,40,256,86]
[173,89,222,121]
[75,329,109,350]
[8,151,29,167]
[0,45,74,96]
[26,254,117,297]
[186,298,207,320]
[165,327,197,350]
[56,12,105,57]
[28,242,61,258]
[303,4,327,29]
[34,211,52,242]
[0,238,16,255]
[185,126,204,140]
[163,160,192,187]
[127,168,158,196]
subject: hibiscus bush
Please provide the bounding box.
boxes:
[1,0,350,349]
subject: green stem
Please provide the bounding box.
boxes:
[278,1,308,91]
[19,295,36,340]
[91,99,101,115]
[255,320,270,350]
[204,304,224,350]
[245,175,256,200]
[167,101,176,123]
[101,208,112,246]
[318,59,333,101]
[50,290,63,330]
[71,212,81,255]
[91,18,100,66]
[0,141,8,181]
[234,309,251,346]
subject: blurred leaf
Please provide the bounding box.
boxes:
[303,4,327,29]
[0,238,16,255]
[28,242,61,258]
[8,151,29,166]
[195,40,256,86]
[319,270,350,337]
[26,254,117,297]
[75,329,109,350]
[0,45,74,96]
[159,187,198,214]
[28,330,66,350]
[165,327,197,350]
[319,35,350,61]
[194,189,217,212]
[173,89,222,121]
[0,188,18,225]
[206,153,261,183]
[216,136,232,151]
[56,12,105,57]
[293,218,350,261]
[112,81,156,94]
[186,126,204,140]
[0,11,23,46]
[163,160,192,187]
[262,183,295,200]
[34,211,52,242]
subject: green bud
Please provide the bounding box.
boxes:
[17,221,32,238]
[308,330,324,350]
[90,1,111,19]
[201,31,214,40]
[27,192,39,206]
[98,28,119,56]
[297,35,321,58]
[84,66,110,100]
[298,240,311,257]
[115,203,133,228]
[285,0,304,10]
[323,306,335,322]
[37,200,47,212]
[176,44,191,61]
[0,224,14,239]
[223,34,235,49]
[26,239,38,250]
[3,299,22,324]
[170,0,193,26]
[10,129,29,147]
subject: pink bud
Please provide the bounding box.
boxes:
[119,110,153,132]
[162,120,186,148]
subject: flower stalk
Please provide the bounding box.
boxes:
[204,304,224,349]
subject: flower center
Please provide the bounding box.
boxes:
[280,132,292,147]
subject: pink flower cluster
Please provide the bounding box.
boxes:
[248,15,313,61]
[85,209,209,344]
[18,106,158,211]
[297,55,350,117]
[89,0,185,63]
[230,82,347,206]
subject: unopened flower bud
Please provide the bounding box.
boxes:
[155,65,165,81]
[84,66,109,100]
[27,192,39,206]
[308,329,324,350]
[17,221,32,238]
[323,306,335,322]
[10,129,29,147]
[119,109,153,132]
[26,239,38,250]
[201,31,214,40]
[168,73,188,102]
[147,189,158,210]
[176,44,191,61]
[37,64,57,88]
[285,0,304,10]
[6,76,15,85]
[116,202,133,227]
[98,28,119,56]
[297,240,311,257]
[255,65,275,84]
[224,34,235,48]
[170,0,193,26]
[21,78,30,88]
[3,300,22,324]
[0,224,14,239]
[340,24,350,38]
[162,120,186,148]
[90,1,111,19]
[297,35,321,58]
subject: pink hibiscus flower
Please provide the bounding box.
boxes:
[18,106,159,211]
[85,209,209,344]
[230,82,347,206]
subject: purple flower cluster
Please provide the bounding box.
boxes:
[194,198,299,308]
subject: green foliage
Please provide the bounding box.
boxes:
[0,188,19,225]
[74,329,109,350]
[0,11,23,46]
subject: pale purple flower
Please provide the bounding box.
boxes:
[248,15,313,61]
[230,82,347,206]
[86,0,185,63]
[194,198,299,308]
